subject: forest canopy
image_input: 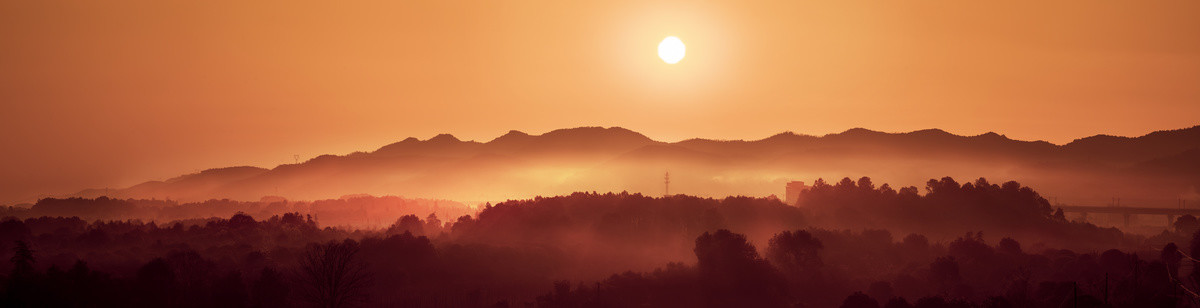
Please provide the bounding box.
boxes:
[0,177,1190,307]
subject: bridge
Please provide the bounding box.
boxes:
[1058,205,1200,227]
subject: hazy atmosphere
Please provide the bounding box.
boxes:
[1,1,1199,307]
[3,0,1199,204]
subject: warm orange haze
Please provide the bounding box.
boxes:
[1,1,1200,307]
[3,0,1200,205]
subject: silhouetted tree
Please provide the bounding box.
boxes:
[9,240,34,278]
[387,215,423,236]
[766,230,824,272]
[424,213,443,235]
[883,297,913,308]
[1190,229,1200,284]
[997,238,1022,255]
[902,234,929,250]
[857,177,876,191]
[867,281,894,304]
[947,232,992,262]
[136,258,177,307]
[1052,208,1066,221]
[694,229,787,308]
[252,267,290,308]
[913,296,948,308]
[1175,215,1199,234]
[929,257,961,293]
[980,296,1012,308]
[5,240,38,307]
[841,291,880,308]
[213,271,249,308]
[297,239,372,308]
[1162,243,1182,278]
[229,212,257,229]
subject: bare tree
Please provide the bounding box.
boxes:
[296,239,373,308]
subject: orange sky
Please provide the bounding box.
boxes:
[1,0,1198,204]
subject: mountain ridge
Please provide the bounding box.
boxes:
[68,125,1200,205]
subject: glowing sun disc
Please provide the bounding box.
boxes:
[658,36,685,64]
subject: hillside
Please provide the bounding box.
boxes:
[70,125,1200,206]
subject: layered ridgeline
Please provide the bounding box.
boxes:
[68,125,1200,207]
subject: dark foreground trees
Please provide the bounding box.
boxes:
[695,229,788,308]
[297,239,373,308]
[0,178,1184,307]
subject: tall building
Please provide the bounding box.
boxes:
[785,181,809,206]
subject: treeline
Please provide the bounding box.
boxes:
[538,228,1191,307]
[0,195,470,229]
[0,192,808,306]
[801,176,1129,249]
[0,177,1183,307]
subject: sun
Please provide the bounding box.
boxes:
[658,36,685,64]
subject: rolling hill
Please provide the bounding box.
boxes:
[69,125,1200,207]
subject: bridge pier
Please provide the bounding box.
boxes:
[1124,213,1131,227]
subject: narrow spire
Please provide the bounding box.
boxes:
[664,171,670,197]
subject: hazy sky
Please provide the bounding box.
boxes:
[2,0,1198,204]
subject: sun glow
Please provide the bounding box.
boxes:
[657,36,686,64]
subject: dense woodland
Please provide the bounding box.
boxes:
[1,177,1197,307]
[0,195,470,230]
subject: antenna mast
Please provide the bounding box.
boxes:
[664,171,670,197]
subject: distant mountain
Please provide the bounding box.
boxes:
[1063,126,1200,165]
[72,125,1200,207]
